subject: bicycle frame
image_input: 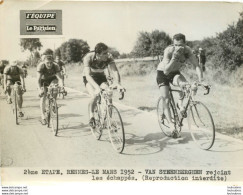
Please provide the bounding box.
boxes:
[169,85,193,132]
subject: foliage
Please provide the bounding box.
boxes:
[55,39,90,63]
[132,30,172,58]
[190,11,243,71]
[20,38,42,52]
[25,51,41,67]
[20,38,42,66]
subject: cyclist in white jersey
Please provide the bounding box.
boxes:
[156,33,204,138]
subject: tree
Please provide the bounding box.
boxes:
[20,38,42,66]
[132,31,151,57]
[132,30,172,58]
[56,39,90,63]
[150,30,172,59]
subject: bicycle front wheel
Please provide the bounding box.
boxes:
[188,101,215,150]
[157,96,175,137]
[107,105,125,153]
[50,99,59,136]
[91,103,103,140]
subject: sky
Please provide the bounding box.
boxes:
[0,0,243,60]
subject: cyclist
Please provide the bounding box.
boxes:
[3,60,26,117]
[37,54,64,125]
[157,33,203,138]
[55,55,66,85]
[197,48,206,72]
[0,60,7,89]
[83,42,124,128]
[22,63,28,78]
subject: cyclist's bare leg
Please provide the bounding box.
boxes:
[16,87,23,112]
[173,74,187,109]
[40,91,47,120]
[159,85,174,128]
[6,80,12,101]
[86,83,99,119]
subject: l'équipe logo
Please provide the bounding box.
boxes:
[20,10,62,35]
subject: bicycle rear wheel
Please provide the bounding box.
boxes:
[91,103,103,140]
[107,105,125,153]
[188,101,215,150]
[157,96,175,137]
[50,99,59,136]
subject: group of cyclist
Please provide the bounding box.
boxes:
[0,33,206,139]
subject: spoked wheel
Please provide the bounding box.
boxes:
[188,101,215,150]
[50,99,59,136]
[91,103,103,140]
[107,105,125,153]
[157,96,176,137]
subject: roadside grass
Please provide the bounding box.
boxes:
[27,60,243,140]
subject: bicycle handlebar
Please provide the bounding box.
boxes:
[100,86,126,100]
[182,82,211,96]
[197,83,211,95]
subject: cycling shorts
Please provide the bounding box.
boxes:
[83,74,107,86]
[40,76,58,87]
[6,79,21,87]
[156,70,180,87]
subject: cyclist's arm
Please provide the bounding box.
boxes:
[108,62,121,84]
[83,56,100,90]
[62,63,66,74]
[188,54,203,82]
[55,72,64,87]
[163,48,184,74]
[37,72,42,90]
[20,73,25,89]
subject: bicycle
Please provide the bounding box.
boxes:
[157,82,215,150]
[58,71,67,99]
[10,81,25,125]
[40,82,67,136]
[91,80,126,153]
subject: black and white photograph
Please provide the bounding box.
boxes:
[0,0,243,194]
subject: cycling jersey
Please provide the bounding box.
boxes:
[4,65,23,80]
[157,45,193,72]
[37,62,60,80]
[83,52,114,75]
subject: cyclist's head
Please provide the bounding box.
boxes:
[44,55,54,69]
[173,33,186,43]
[43,49,54,56]
[95,43,109,60]
[95,43,108,54]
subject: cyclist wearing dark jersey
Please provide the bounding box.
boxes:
[83,42,124,127]
[37,54,64,125]
[157,33,204,138]
[3,60,26,117]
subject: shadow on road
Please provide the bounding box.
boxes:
[209,138,243,152]
[123,131,192,155]
[57,122,91,138]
